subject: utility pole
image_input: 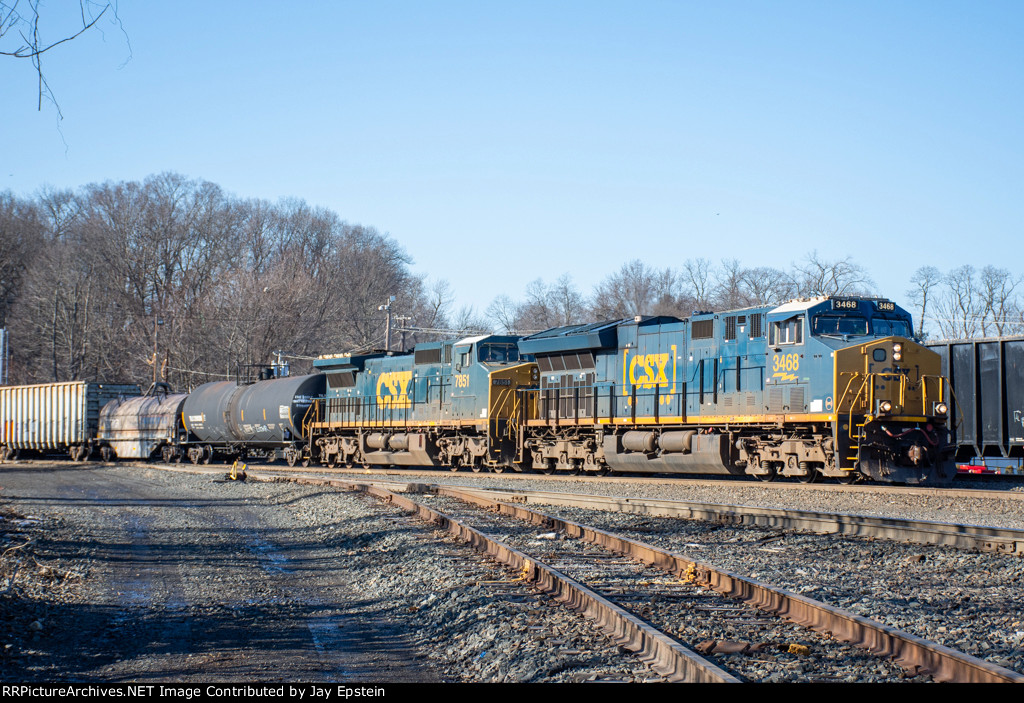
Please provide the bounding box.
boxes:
[153,314,164,388]
[378,296,396,351]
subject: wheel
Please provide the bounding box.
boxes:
[201,445,213,464]
[756,461,777,482]
[490,465,505,474]
[798,467,819,483]
[286,449,299,467]
[541,460,556,475]
[189,447,202,465]
[160,446,173,464]
[836,472,859,485]
[102,446,115,463]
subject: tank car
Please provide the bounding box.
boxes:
[516,295,956,485]
[305,335,536,469]
[96,383,188,462]
[181,373,325,464]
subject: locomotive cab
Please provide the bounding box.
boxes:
[761,296,955,484]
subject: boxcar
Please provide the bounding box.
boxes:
[0,381,140,460]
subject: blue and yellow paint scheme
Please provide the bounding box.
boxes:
[305,335,535,469]
[516,296,955,484]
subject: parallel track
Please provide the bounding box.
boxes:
[254,471,1024,683]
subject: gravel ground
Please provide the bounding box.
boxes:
[321,470,1024,529]
[5,463,1022,682]
[0,464,664,682]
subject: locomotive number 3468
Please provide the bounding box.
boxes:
[772,353,800,373]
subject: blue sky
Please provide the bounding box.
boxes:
[5,1,1023,318]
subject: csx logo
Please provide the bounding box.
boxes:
[629,353,671,387]
[377,371,412,408]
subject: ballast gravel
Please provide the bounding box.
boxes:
[4,463,1023,682]
[0,465,663,682]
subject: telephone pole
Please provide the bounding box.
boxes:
[378,295,396,350]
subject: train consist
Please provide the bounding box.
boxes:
[0,295,959,485]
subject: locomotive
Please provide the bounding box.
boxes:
[515,296,955,484]
[301,294,956,484]
[0,294,958,485]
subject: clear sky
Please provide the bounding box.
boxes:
[4,1,1023,319]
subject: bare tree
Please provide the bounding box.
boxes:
[793,251,874,297]
[485,294,521,334]
[1,1,126,115]
[591,260,676,319]
[933,265,982,339]
[682,258,712,310]
[740,266,795,306]
[906,266,943,339]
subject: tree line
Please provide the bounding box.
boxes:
[1,173,1017,388]
[0,173,468,388]
[487,254,876,334]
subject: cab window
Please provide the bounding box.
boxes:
[872,318,912,337]
[813,315,868,336]
[770,315,804,345]
[478,343,519,363]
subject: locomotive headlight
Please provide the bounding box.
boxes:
[893,343,902,353]
[934,402,948,416]
[892,351,902,362]
[892,343,902,362]
[878,400,893,414]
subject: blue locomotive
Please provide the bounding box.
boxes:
[516,295,955,484]
[306,335,536,470]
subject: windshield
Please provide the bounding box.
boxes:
[872,317,913,337]
[479,343,520,363]
[813,315,868,336]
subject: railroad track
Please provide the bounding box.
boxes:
[258,473,1023,683]
[448,486,1024,555]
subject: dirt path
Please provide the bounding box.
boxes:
[0,463,437,682]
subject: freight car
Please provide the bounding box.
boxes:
[515,296,956,484]
[926,336,1024,462]
[96,383,189,462]
[0,381,140,460]
[179,373,325,465]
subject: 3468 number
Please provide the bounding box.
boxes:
[773,353,800,373]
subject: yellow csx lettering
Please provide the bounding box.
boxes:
[628,353,671,387]
[377,371,412,408]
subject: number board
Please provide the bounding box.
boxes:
[832,299,859,311]
[875,301,896,312]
